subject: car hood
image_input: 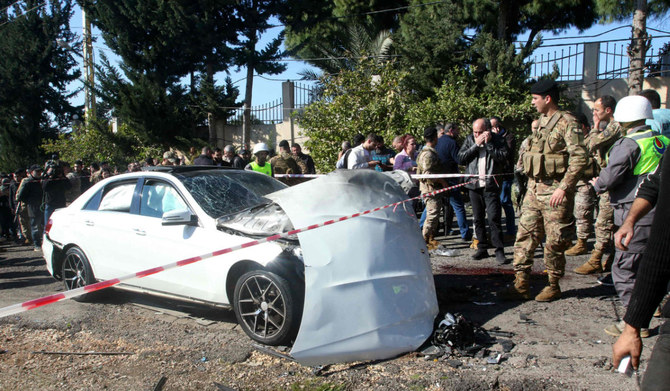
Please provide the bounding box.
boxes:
[266,170,438,366]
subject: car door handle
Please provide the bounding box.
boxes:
[84,220,94,226]
[133,228,146,236]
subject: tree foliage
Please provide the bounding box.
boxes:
[81,0,241,144]
[299,60,415,172]
[41,120,162,167]
[0,0,80,171]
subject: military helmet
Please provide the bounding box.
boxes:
[614,95,653,122]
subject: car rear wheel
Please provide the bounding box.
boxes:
[61,247,96,302]
[233,270,299,346]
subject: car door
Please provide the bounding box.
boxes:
[119,178,230,301]
[77,179,140,280]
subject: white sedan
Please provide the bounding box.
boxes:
[43,167,438,366]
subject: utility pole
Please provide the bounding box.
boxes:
[82,8,95,121]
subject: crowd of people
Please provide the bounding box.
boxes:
[332,81,670,386]
[1,80,669,386]
[0,141,316,253]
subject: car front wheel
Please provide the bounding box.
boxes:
[233,270,299,346]
[61,246,97,302]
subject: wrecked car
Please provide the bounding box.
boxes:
[42,166,438,365]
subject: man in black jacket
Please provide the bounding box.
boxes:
[16,165,44,251]
[42,162,71,228]
[457,118,509,263]
[612,149,670,389]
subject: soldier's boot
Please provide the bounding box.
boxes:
[470,238,479,249]
[535,276,562,302]
[601,251,614,272]
[424,234,438,250]
[565,238,588,256]
[498,272,532,301]
[429,237,440,249]
[574,250,604,275]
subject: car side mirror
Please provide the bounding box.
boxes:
[162,209,198,226]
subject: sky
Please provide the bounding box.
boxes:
[67,6,670,109]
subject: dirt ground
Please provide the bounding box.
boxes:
[0,231,656,391]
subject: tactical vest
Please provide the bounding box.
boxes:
[522,112,570,180]
[605,129,669,175]
[250,161,272,176]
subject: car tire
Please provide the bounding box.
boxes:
[233,270,300,346]
[61,246,97,302]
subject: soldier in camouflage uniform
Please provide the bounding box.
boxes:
[270,140,302,175]
[574,95,624,274]
[499,80,588,302]
[565,113,598,256]
[417,126,448,250]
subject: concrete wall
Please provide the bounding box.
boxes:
[215,118,309,150]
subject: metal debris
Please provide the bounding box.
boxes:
[487,353,502,364]
[252,344,295,361]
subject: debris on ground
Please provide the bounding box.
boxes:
[420,312,513,366]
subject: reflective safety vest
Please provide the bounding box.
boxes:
[627,130,669,175]
[250,161,272,176]
[606,129,669,175]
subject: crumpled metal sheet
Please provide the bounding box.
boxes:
[266,170,438,366]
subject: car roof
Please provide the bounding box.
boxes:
[141,165,236,174]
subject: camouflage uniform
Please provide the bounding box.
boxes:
[572,132,599,241]
[416,145,444,242]
[513,111,588,279]
[269,151,302,175]
[587,121,624,252]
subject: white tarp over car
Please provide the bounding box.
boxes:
[266,170,439,366]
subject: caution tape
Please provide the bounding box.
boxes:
[274,172,513,179]
[0,179,474,319]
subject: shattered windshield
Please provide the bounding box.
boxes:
[176,170,287,218]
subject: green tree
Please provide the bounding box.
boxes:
[81,0,240,144]
[395,0,468,98]
[406,69,536,144]
[282,0,404,74]
[233,0,287,145]
[298,60,415,172]
[0,0,80,171]
[595,0,670,93]
[461,0,598,51]
[42,120,162,167]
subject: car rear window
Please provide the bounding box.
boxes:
[177,170,287,218]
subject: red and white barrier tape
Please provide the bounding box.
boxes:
[274,172,513,179]
[0,180,474,319]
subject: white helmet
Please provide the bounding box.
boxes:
[613,95,654,122]
[252,142,270,155]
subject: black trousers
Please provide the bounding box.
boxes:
[642,320,670,391]
[469,187,503,251]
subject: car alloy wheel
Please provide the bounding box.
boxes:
[233,270,298,346]
[61,246,96,302]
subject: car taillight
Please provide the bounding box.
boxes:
[45,219,53,235]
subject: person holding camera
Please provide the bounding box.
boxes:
[42,161,71,229]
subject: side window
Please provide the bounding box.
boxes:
[98,182,136,212]
[140,180,188,218]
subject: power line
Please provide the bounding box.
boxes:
[265,0,451,28]
[0,0,24,14]
[0,1,45,28]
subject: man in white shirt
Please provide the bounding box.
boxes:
[338,133,381,169]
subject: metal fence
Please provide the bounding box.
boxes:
[529,37,670,81]
[529,43,584,81]
[227,98,283,125]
